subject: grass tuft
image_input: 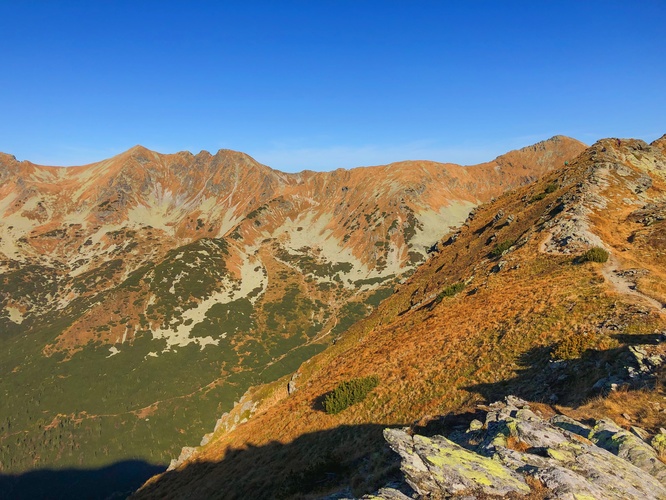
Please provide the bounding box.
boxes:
[439,282,465,299]
[489,240,515,258]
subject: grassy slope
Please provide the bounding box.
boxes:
[135,137,666,499]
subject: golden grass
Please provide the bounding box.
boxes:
[569,382,666,434]
[506,435,531,453]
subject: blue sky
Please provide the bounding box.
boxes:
[1,1,664,171]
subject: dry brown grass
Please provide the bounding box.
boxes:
[523,475,549,499]
[569,383,666,434]
[506,435,531,453]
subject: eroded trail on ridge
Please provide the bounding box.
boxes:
[602,256,665,313]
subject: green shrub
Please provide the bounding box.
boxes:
[439,282,465,298]
[579,247,609,263]
[489,240,515,257]
[324,376,379,414]
[530,183,558,202]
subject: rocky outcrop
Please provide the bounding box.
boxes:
[168,391,259,471]
[288,372,300,395]
[168,446,196,471]
[592,334,666,393]
[370,396,666,499]
[383,429,530,497]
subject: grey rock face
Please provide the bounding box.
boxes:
[288,372,300,395]
[370,396,666,499]
[590,418,666,484]
[384,428,530,498]
[168,446,196,471]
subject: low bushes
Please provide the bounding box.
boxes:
[530,183,558,202]
[439,282,465,298]
[324,375,379,414]
[579,247,609,263]
[489,240,515,257]
[551,331,618,361]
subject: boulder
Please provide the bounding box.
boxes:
[373,396,666,499]
[384,428,530,497]
[590,418,666,483]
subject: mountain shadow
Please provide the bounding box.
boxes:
[130,334,666,499]
[0,460,165,500]
[132,424,409,500]
[465,333,665,407]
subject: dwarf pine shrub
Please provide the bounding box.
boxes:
[579,247,609,263]
[530,183,558,202]
[439,282,465,298]
[490,240,515,257]
[324,375,379,414]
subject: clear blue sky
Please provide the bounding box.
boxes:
[1,1,664,171]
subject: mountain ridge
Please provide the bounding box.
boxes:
[0,135,588,497]
[0,134,585,171]
[133,134,666,499]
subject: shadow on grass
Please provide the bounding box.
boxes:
[0,460,165,500]
[311,391,329,412]
[133,424,406,500]
[465,333,663,407]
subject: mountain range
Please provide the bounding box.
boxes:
[130,134,666,499]
[0,136,586,497]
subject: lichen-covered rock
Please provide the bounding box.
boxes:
[652,433,666,456]
[384,428,530,497]
[590,418,666,483]
[497,446,610,499]
[468,419,483,432]
[373,396,666,499]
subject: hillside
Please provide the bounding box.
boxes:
[0,136,585,496]
[134,135,666,499]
